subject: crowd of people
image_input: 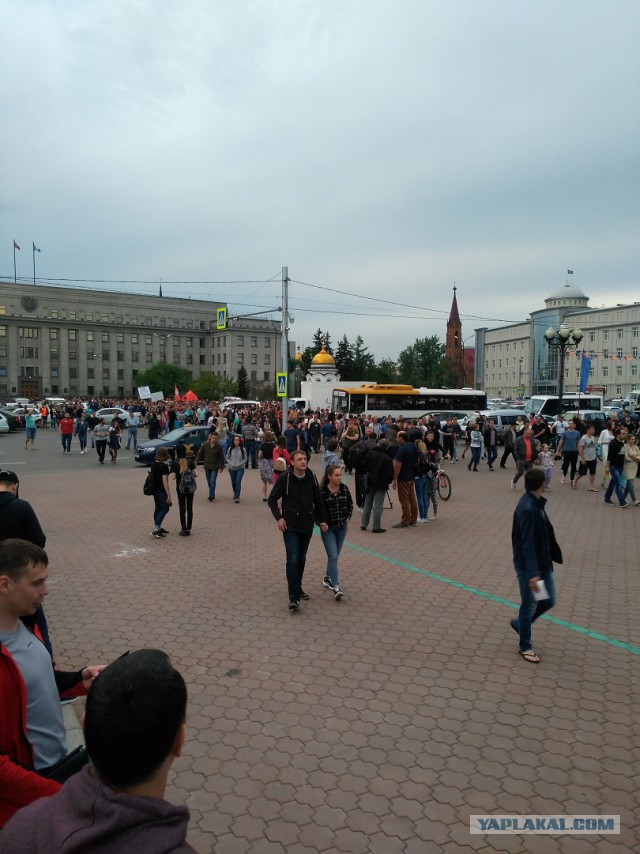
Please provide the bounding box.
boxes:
[0,395,637,847]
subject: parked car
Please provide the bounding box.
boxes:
[562,411,608,435]
[476,410,531,444]
[0,408,25,432]
[95,407,129,425]
[0,414,10,434]
[134,426,211,465]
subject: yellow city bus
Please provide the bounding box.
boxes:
[331,384,487,417]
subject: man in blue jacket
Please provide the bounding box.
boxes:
[511,467,563,664]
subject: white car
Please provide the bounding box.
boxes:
[0,414,10,434]
[95,407,129,425]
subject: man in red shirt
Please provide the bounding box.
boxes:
[58,413,74,454]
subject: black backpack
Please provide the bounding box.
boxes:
[143,471,154,495]
[179,468,197,495]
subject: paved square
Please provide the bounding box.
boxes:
[12,431,639,852]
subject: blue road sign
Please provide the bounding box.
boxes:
[216,307,227,330]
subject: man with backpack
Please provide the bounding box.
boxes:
[361,439,394,533]
[348,430,378,511]
[268,451,328,612]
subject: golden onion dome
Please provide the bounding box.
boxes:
[311,345,335,365]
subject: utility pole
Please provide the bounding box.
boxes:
[281,266,289,390]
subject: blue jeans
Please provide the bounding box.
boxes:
[283,529,313,599]
[126,428,138,449]
[486,445,498,467]
[321,524,348,586]
[470,446,481,467]
[604,466,627,505]
[153,490,170,529]
[61,434,72,452]
[514,568,556,652]
[415,476,429,520]
[205,468,219,499]
[623,476,637,503]
[229,467,244,498]
[244,440,257,467]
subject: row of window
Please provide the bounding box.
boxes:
[0,306,207,330]
[488,363,639,383]
[486,327,640,355]
[2,327,278,351]
[214,335,272,348]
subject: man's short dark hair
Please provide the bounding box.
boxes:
[84,649,187,789]
[524,468,545,492]
[378,438,389,450]
[0,540,48,582]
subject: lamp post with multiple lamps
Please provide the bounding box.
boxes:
[544,322,584,412]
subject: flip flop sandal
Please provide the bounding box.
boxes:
[519,650,541,664]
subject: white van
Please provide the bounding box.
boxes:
[623,390,640,411]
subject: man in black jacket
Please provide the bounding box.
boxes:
[349,430,378,510]
[361,439,395,533]
[268,451,328,611]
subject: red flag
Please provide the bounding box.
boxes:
[13,240,20,251]
[174,385,181,401]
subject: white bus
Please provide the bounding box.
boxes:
[331,385,487,418]
[523,393,603,418]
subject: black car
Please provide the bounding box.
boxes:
[134,426,211,465]
[0,408,25,432]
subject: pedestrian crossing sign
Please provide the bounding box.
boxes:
[216,307,227,330]
[276,373,287,398]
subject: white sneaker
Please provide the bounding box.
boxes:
[561,477,566,484]
[417,518,427,524]
[510,481,516,490]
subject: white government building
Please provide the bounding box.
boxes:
[474,283,640,401]
[0,280,283,400]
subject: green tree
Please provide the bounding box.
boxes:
[396,336,446,387]
[236,365,249,398]
[248,379,276,401]
[334,335,355,380]
[312,328,333,354]
[352,336,376,378]
[376,358,399,383]
[191,372,237,401]
[136,363,192,398]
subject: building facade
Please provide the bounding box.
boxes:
[0,281,282,399]
[475,283,640,401]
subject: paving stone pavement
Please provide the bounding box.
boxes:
[14,433,640,852]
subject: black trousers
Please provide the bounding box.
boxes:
[178,491,194,531]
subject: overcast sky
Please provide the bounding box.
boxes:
[2,1,638,359]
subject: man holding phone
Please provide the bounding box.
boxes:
[510,468,563,664]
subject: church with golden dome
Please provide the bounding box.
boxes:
[306,345,339,382]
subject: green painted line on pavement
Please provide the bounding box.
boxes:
[341,539,640,656]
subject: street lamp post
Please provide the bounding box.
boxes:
[518,357,524,398]
[544,322,584,413]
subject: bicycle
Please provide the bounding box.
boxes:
[435,461,452,501]
[426,461,452,516]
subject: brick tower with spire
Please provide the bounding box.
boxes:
[445,286,474,386]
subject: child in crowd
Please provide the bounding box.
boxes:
[538,443,554,489]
